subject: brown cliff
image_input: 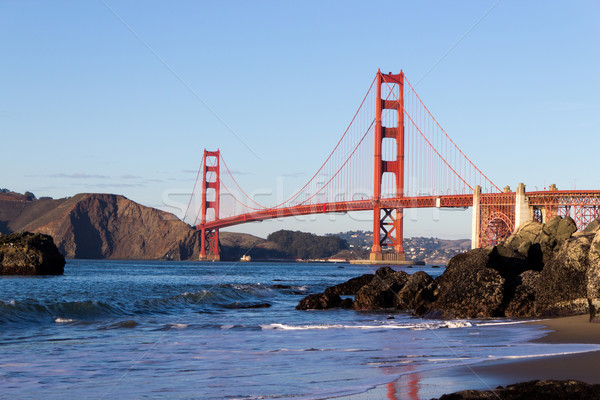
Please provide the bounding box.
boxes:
[0,193,201,260]
[0,192,344,261]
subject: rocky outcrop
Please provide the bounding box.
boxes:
[324,274,374,296]
[0,232,65,275]
[296,269,384,310]
[295,292,352,310]
[297,216,600,319]
[504,270,539,317]
[353,267,409,310]
[429,215,594,318]
[500,217,577,267]
[534,233,593,316]
[397,271,437,314]
[435,380,600,400]
[587,232,600,321]
[429,248,506,318]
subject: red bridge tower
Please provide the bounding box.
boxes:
[370,70,406,262]
[199,150,220,261]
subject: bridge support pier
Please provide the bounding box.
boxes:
[471,185,481,249]
[515,183,531,228]
[200,228,220,261]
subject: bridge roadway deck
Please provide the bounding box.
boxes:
[199,194,473,230]
[197,190,600,231]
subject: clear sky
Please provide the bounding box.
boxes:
[1,1,599,239]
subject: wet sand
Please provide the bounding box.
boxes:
[338,315,600,399]
[469,315,600,384]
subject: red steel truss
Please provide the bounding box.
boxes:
[478,193,515,247]
[198,188,600,251]
[527,190,600,231]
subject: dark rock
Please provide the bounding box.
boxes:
[0,232,65,275]
[501,217,577,267]
[324,273,374,296]
[375,266,396,277]
[339,298,353,309]
[555,216,579,241]
[502,220,543,256]
[535,234,591,316]
[295,292,343,310]
[520,269,541,288]
[587,231,600,321]
[505,270,540,318]
[430,248,505,318]
[428,217,580,318]
[397,271,437,314]
[525,243,544,271]
[223,302,271,309]
[584,219,600,234]
[353,267,409,310]
[535,216,578,264]
[272,284,292,289]
[295,216,598,317]
[491,244,529,281]
[588,298,598,322]
[434,379,600,400]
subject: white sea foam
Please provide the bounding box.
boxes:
[168,323,188,329]
[55,318,75,323]
[411,321,472,330]
[261,320,473,331]
[475,319,545,327]
[501,348,600,360]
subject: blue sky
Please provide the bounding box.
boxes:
[1,1,599,239]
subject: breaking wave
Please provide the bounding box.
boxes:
[0,282,293,325]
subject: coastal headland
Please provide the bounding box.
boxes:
[0,190,466,263]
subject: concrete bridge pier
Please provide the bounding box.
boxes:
[514,183,531,228]
[471,185,481,249]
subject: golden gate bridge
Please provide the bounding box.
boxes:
[184,70,600,261]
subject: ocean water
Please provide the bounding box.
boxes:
[1,260,599,399]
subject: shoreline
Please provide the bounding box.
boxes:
[424,315,600,398]
[337,315,600,399]
[466,315,600,385]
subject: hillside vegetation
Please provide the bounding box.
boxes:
[266,230,348,259]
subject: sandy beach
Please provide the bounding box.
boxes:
[339,315,600,399]
[469,315,600,384]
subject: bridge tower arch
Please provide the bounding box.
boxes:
[370,70,406,262]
